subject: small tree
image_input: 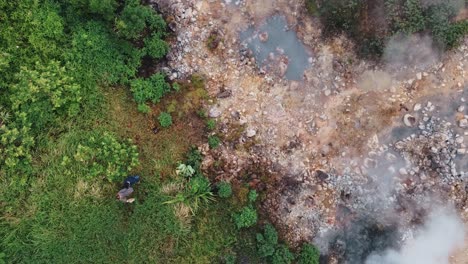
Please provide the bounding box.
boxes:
[158,112,172,128]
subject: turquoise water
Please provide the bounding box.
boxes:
[240,15,311,80]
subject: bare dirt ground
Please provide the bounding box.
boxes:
[153,0,467,261]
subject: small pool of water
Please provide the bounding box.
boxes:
[240,15,311,80]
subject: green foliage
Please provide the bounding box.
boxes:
[217,181,232,198]
[306,0,318,15]
[172,82,181,91]
[131,73,171,105]
[66,21,143,85]
[144,33,169,59]
[116,0,166,40]
[315,0,468,57]
[298,243,320,264]
[177,163,195,178]
[272,245,295,264]
[233,206,258,229]
[137,103,151,113]
[208,135,221,149]
[164,176,215,214]
[256,224,279,257]
[206,119,216,130]
[72,132,139,182]
[158,112,173,128]
[186,146,203,171]
[224,254,236,264]
[248,190,258,203]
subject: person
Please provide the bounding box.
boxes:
[116,186,134,203]
[122,175,140,189]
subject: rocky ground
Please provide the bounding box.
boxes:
[152,0,467,261]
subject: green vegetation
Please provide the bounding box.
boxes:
[206,118,216,130]
[217,181,233,198]
[298,243,321,264]
[0,0,322,262]
[313,0,468,57]
[233,205,258,229]
[208,135,221,148]
[158,112,173,128]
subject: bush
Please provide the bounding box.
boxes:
[257,224,278,258]
[206,119,216,130]
[208,135,221,149]
[144,33,169,59]
[272,245,295,264]
[233,206,258,229]
[176,163,195,178]
[158,112,172,128]
[297,243,320,264]
[172,82,181,92]
[248,190,258,203]
[137,103,150,113]
[186,146,203,171]
[72,132,139,182]
[217,181,232,198]
[130,73,171,105]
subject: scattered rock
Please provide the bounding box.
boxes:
[413,103,422,112]
[217,89,232,98]
[459,119,468,128]
[209,107,222,118]
[246,128,256,137]
[403,114,416,127]
[259,31,269,42]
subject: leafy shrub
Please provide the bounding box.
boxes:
[217,181,232,198]
[158,112,172,128]
[233,206,257,229]
[172,82,181,91]
[186,146,203,171]
[206,119,216,130]
[137,103,151,113]
[130,73,171,105]
[176,163,195,178]
[116,2,151,39]
[224,254,236,264]
[297,243,320,264]
[257,224,278,258]
[208,135,221,149]
[272,245,295,264]
[72,132,139,182]
[144,33,169,59]
[66,21,143,85]
[248,190,258,203]
[164,176,214,214]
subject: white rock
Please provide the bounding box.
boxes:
[209,107,222,118]
[399,168,408,175]
[246,128,256,137]
[457,149,466,155]
[416,72,422,80]
[324,89,331,96]
[458,105,465,112]
[413,103,422,111]
[403,114,416,127]
[459,119,468,128]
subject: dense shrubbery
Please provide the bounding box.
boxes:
[208,135,221,148]
[233,206,258,229]
[158,112,173,127]
[72,132,139,182]
[298,243,320,264]
[313,0,468,57]
[217,181,233,198]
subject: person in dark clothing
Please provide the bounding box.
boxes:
[122,175,140,188]
[116,175,140,203]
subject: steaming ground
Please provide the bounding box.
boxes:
[152,0,467,263]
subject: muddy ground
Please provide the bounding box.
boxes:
[152,0,467,262]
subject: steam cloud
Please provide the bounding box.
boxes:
[365,209,465,264]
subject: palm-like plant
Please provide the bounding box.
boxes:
[163,176,214,215]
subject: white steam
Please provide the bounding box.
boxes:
[366,209,465,264]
